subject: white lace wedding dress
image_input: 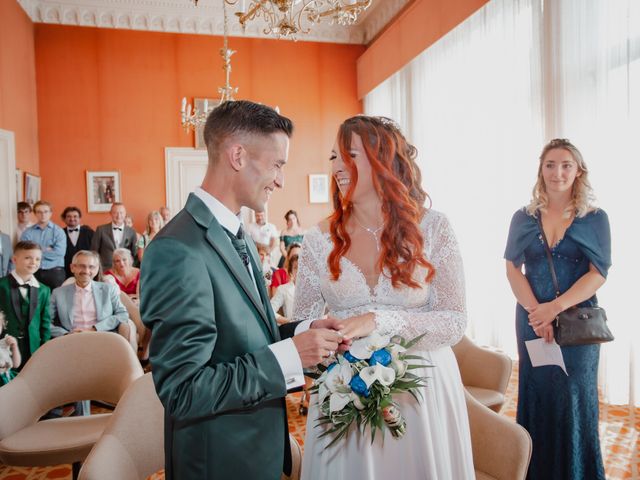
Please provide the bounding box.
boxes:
[293,210,475,480]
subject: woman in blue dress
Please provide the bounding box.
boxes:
[504,138,611,480]
[278,209,304,268]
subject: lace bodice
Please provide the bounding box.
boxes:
[292,210,467,350]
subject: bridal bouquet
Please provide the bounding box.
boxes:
[309,332,430,447]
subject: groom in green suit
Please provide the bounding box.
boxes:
[141,100,344,480]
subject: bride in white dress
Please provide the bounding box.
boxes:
[293,116,475,480]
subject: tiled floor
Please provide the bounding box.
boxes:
[1,364,638,479]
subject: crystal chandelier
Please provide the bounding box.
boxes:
[225,0,373,39]
[180,1,239,132]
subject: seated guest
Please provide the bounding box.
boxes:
[159,206,171,223]
[61,206,94,278]
[15,202,33,246]
[0,310,22,385]
[104,248,140,298]
[91,203,138,270]
[137,211,164,263]
[257,244,277,290]
[270,254,298,325]
[21,201,67,289]
[0,228,12,277]
[0,241,51,371]
[270,242,301,297]
[50,250,130,342]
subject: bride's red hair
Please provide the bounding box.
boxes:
[328,116,435,288]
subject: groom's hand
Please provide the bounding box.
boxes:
[292,329,343,368]
[310,317,353,353]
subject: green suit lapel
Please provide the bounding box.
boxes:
[185,194,275,341]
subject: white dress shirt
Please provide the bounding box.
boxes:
[10,271,40,300]
[111,223,124,247]
[194,187,304,389]
[67,226,81,246]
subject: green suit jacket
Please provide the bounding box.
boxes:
[141,194,295,480]
[0,275,51,360]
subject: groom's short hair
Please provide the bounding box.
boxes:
[203,100,293,163]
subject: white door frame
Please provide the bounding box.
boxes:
[0,129,17,237]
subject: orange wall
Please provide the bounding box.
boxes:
[34,25,364,231]
[0,0,39,175]
[357,0,488,98]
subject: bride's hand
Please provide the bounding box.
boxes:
[336,312,377,341]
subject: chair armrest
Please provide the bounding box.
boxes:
[466,391,531,480]
[455,338,512,394]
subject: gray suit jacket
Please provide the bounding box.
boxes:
[50,281,128,337]
[91,224,138,269]
[0,233,12,277]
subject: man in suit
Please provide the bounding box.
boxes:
[50,250,130,339]
[61,206,95,277]
[141,101,345,480]
[0,230,12,277]
[91,203,137,270]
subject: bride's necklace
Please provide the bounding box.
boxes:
[353,216,384,252]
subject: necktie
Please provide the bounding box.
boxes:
[113,227,122,231]
[224,226,251,276]
[18,284,30,291]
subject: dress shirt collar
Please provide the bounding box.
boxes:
[10,271,40,288]
[75,281,93,293]
[34,221,53,231]
[194,187,242,236]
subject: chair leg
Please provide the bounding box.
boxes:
[72,461,82,480]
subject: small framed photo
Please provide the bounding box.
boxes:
[308,174,330,204]
[86,171,121,212]
[15,169,23,202]
[24,173,41,206]
[194,97,219,149]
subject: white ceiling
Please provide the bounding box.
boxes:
[17,0,410,44]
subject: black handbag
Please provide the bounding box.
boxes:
[536,215,614,346]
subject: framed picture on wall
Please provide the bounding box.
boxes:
[86,171,121,212]
[194,97,219,150]
[24,173,41,206]
[15,170,23,202]
[308,174,329,204]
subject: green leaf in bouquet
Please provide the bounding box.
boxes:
[403,332,427,349]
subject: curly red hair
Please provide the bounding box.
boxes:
[328,116,435,289]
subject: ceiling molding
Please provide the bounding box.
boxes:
[16,0,411,44]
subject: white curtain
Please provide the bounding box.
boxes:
[364,0,639,405]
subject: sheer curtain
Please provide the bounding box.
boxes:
[365,0,639,405]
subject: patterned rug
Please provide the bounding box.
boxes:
[1,364,637,479]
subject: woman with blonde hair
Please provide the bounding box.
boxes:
[137,211,164,263]
[293,115,473,478]
[105,248,140,299]
[505,138,611,479]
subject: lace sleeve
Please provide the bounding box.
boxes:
[374,212,467,350]
[292,228,327,322]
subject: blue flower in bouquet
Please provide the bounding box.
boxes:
[368,348,392,367]
[326,362,337,371]
[343,351,360,363]
[349,374,370,398]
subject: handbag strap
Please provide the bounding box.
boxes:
[535,213,561,298]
